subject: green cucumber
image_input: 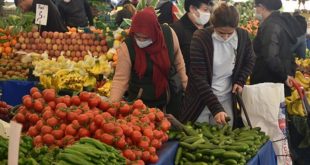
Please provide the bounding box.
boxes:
[210,149,226,157]
[222,151,242,160]
[179,142,195,150]
[175,147,183,165]
[222,159,238,165]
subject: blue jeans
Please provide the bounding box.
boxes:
[292,34,307,59]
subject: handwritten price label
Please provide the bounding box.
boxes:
[35,4,48,26]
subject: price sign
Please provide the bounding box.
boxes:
[8,121,22,165]
[0,119,9,138]
[35,4,48,26]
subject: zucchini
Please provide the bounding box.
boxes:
[179,142,195,150]
[222,151,242,160]
[210,149,226,157]
[222,159,238,165]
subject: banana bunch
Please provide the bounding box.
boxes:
[295,71,310,89]
[54,69,85,92]
[296,58,310,68]
[98,80,112,97]
[39,75,53,89]
[286,90,309,117]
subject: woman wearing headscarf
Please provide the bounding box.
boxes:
[110,7,187,110]
[180,3,256,126]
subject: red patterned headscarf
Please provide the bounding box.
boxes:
[129,7,171,98]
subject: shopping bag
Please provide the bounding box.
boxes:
[241,83,292,165]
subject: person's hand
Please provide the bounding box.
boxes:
[285,76,294,88]
[214,112,227,125]
[232,84,243,94]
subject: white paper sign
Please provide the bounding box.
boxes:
[8,121,22,165]
[35,4,48,26]
[0,119,10,138]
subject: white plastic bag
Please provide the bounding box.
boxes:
[241,83,292,165]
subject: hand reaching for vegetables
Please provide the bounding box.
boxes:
[214,112,228,125]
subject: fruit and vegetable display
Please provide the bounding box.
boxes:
[0,135,61,165]
[13,87,170,164]
[0,101,13,122]
[56,137,126,165]
[296,58,310,75]
[169,123,269,165]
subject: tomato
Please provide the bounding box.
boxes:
[114,126,124,137]
[153,130,163,139]
[121,124,133,136]
[132,125,141,132]
[143,128,154,140]
[78,128,91,138]
[115,136,126,149]
[79,91,91,102]
[33,135,43,147]
[112,102,121,109]
[91,108,100,115]
[47,117,58,127]
[30,87,39,95]
[62,95,71,106]
[149,154,159,163]
[142,151,150,162]
[56,103,67,110]
[88,97,100,108]
[52,129,64,140]
[59,123,67,131]
[35,120,44,130]
[133,99,144,109]
[14,113,25,123]
[75,108,83,115]
[23,98,33,108]
[71,120,80,129]
[147,113,156,122]
[131,130,142,143]
[65,124,77,136]
[71,96,81,106]
[94,129,103,139]
[43,89,56,102]
[160,120,171,132]
[43,110,54,120]
[98,101,110,111]
[151,139,161,149]
[77,114,89,125]
[55,109,67,119]
[55,97,64,104]
[27,126,39,137]
[140,116,150,123]
[89,122,98,133]
[126,137,133,145]
[135,160,145,165]
[100,133,114,145]
[102,122,115,133]
[32,92,42,99]
[101,112,112,119]
[94,114,104,126]
[80,104,90,111]
[63,135,75,146]
[149,123,155,130]
[119,104,131,115]
[148,147,156,154]
[107,107,117,116]
[85,112,95,121]
[155,111,164,121]
[133,150,143,160]
[29,114,40,124]
[42,106,52,113]
[161,133,168,142]
[123,149,136,161]
[22,95,32,101]
[41,125,53,134]
[33,100,44,113]
[55,139,63,147]
[47,101,56,110]
[132,109,142,116]
[66,111,77,122]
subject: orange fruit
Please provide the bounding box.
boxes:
[10,39,17,46]
[3,42,10,47]
[4,47,12,54]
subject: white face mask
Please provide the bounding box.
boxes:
[255,8,263,21]
[64,0,71,3]
[213,31,236,42]
[135,38,153,48]
[193,9,211,25]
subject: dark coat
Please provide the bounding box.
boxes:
[180,28,256,124]
[170,14,198,75]
[57,0,94,27]
[31,0,67,32]
[156,1,174,24]
[250,12,298,96]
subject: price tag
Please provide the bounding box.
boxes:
[35,4,48,26]
[0,119,10,138]
[8,121,22,165]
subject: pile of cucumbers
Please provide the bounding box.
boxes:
[169,123,269,165]
[56,137,126,165]
[0,136,60,165]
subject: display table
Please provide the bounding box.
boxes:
[0,80,37,106]
[150,140,276,165]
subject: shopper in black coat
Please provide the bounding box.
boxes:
[170,0,213,75]
[57,0,94,28]
[250,0,300,96]
[14,0,67,32]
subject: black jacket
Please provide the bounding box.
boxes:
[170,14,198,75]
[31,0,67,32]
[156,1,174,24]
[57,0,94,27]
[250,12,298,96]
